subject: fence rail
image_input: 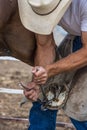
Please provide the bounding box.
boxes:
[0,116,75,129]
[0,88,23,94]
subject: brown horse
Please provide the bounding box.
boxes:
[0,0,36,65]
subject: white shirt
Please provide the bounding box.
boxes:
[59,0,87,36]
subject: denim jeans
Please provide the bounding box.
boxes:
[70,118,87,130]
[28,102,57,130]
[28,36,87,130]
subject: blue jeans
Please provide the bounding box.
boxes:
[70,118,87,130]
[28,102,57,130]
[28,36,87,130]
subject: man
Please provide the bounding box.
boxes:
[18,0,87,130]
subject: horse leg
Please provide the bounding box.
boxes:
[64,66,87,121]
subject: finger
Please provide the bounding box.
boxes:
[28,92,38,101]
[32,67,46,77]
[34,80,46,85]
[34,71,45,77]
[29,91,37,99]
[32,95,38,101]
[34,74,47,80]
[24,89,35,97]
[32,92,39,101]
[32,67,39,74]
[33,75,47,83]
[26,82,36,89]
[34,77,47,84]
[35,86,40,91]
[24,90,38,101]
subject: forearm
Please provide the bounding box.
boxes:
[46,47,87,77]
[34,33,56,67]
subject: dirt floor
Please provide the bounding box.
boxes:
[0,60,75,130]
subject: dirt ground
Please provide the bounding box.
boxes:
[0,60,75,130]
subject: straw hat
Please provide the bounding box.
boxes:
[18,0,71,34]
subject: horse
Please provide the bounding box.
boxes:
[0,0,36,65]
[0,0,87,121]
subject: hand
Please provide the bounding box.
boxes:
[23,82,40,101]
[32,66,48,84]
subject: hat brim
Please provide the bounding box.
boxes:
[18,0,71,34]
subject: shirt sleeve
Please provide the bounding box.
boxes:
[80,1,87,32]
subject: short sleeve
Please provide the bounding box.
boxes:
[80,1,87,32]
